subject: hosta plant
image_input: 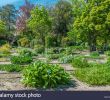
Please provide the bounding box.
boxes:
[21,61,70,88]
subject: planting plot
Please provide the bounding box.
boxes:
[0,0,110,91]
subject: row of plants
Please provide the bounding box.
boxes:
[72,56,110,85]
[0,64,23,72]
[74,64,110,85]
[10,55,33,65]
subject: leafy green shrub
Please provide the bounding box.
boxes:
[18,37,29,47]
[72,56,90,68]
[45,34,58,48]
[107,57,110,64]
[47,54,61,60]
[0,64,23,72]
[0,40,7,46]
[18,48,36,56]
[11,55,32,64]
[46,48,66,54]
[90,51,100,58]
[73,46,86,51]
[0,43,11,54]
[105,51,110,56]
[59,55,74,63]
[34,45,45,54]
[65,47,75,55]
[0,53,9,57]
[74,64,110,85]
[21,61,70,88]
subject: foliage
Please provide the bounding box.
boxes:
[46,54,61,60]
[59,55,74,64]
[61,37,73,47]
[18,37,30,47]
[105,51,110,56]
[34,45,45,54]
[16,0,34,33]
[45,34,58,48]
[18,48,35,56]
[0,64,23,72]
[90,51,100,58]
[28,6,51,46]
[72,56,90,68]
[0,43,11,54]
[21,61,70,88]
[11,55,32,64]
[69,0,110,51]
[51,0,73,36]
[0,4,16,33]
[0,20,6,35]
[74,64,110,85]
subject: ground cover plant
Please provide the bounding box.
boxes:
[72,56,90,68]
[21,61,70,88]
[10,55,33,64]
[0,64,23,72]
[59,55,74,63]
[74,63,110,85]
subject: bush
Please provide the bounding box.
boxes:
[21,61,70,88]
[0,43,11,54]
[90,51,100,58]
[0,64,23,72]
[59,55,74,63]
[46,48,65,54]
[72,56,90,68]
[45,34,58,48]
[18,37,29,47]
[0,40,7,46]
[11,55,33,64]
[18,48,36,56]
[46,54,61,60]
[74,64,110,85]
[65,47,75,55]
[34,45,45,54]
[105,51,110,56]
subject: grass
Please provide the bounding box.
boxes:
[74,63,110,85]
[72,56,90,68]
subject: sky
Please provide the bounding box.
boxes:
[0,0,58,8]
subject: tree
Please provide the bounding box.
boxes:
[28,6,51,46]
[51,0,73,37]
[16,0,34,33]
[70,0,110,51]
[0,20,6,35]
[0,4,16,33]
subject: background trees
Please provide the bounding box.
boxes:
[51,0,73,45]
[28,6,51,47]
[0,20,6,38]
[68,0,110,52]
[0,0,110,53]
[0,4,16,34]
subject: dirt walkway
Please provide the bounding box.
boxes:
[0,72,31,90]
